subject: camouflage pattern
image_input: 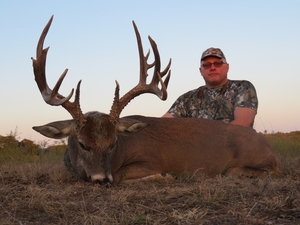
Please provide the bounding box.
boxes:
[168,80,258,127]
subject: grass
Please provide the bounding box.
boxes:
[0,132,299,224]
[264,131,300,177]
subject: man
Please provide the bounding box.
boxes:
[163,47,258,127]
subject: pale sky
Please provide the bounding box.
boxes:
[1,1,299,143]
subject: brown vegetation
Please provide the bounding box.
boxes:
[0,132,299,224]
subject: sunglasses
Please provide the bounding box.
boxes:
[201,61,226,70]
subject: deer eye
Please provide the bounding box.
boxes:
[78,142,91,151]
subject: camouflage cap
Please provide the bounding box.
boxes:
[201,47,226,61]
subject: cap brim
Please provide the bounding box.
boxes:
[201,54,223,60]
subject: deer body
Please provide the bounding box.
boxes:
[32,16,279,185]
[113,116,279,179]
[34,114,280,183]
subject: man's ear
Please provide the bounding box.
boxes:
[199,67,204,76]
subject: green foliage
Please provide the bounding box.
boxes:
[262,131,300,176]
[0,145,38,165]
[0,135,66,165]
[263,131,300,157]
[39,145,66,163]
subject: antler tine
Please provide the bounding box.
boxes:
[109,21,171,123]
[32,15,86,127]
[36,15,53,61]
[133,21,148,85]
[148,36,172,100]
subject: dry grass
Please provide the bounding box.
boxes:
[0,132,299,225]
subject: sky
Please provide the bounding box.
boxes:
[0,1,299,144]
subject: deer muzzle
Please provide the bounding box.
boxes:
[90,173,113,186]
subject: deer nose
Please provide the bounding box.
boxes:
[90,174,113,187]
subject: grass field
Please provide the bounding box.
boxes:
[0,132,299,224]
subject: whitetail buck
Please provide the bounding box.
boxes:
[32,16,280,185]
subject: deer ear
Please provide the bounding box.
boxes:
[32,120,77,139]
[116,118,149,134]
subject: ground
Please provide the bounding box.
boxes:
[0,162,299,225]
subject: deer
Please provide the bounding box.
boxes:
[32,16,280,186]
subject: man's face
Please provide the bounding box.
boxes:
[199,56,229,88]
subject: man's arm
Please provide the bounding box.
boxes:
[162,112,174,118]
[164,108,256,126]
[230,108,257,127]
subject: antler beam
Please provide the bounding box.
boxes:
[109,21,171,124]
[31,15,86,128]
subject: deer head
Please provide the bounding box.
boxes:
[31,16,171,184]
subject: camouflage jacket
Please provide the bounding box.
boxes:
[167,80,258,126]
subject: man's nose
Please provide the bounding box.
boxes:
[210,64,216,70]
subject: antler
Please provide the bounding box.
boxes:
[31,15,86,128]
[109,21,171,124]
